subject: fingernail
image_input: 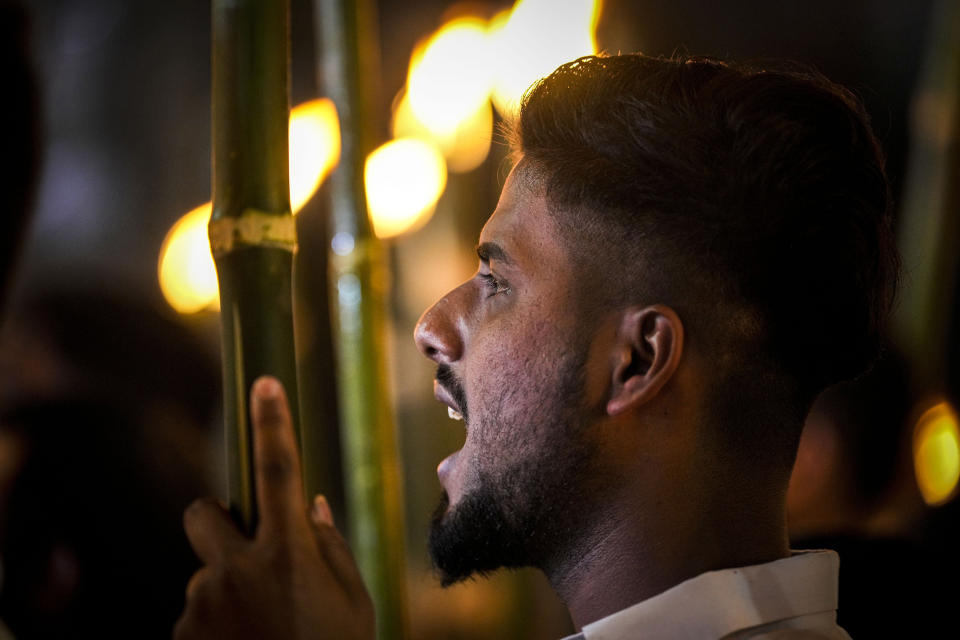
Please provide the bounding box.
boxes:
[311,495,334,526]
[253,376,281,400]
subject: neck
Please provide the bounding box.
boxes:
[545,463,790,631]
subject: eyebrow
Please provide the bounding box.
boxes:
[476,242,514,266]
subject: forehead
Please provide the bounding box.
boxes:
[478,167,567,267]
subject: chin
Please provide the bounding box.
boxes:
[427,487,532,587]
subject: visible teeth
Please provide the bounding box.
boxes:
[447,406,463,421]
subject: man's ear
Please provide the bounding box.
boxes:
[606,305,684,416]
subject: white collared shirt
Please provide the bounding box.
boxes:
[563,550,851,640]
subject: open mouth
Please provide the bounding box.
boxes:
[434,380,464,423]
[435,364,468,424]
[433,367,469,489]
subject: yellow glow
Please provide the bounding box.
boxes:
[365,138,447,238]
[289,98,341,212]
[392,90,493,173]
[390,0,601,173]
[489,0,602,118]
[913,401,960,506]
[160,99,340,314]
[158,203,219,314]
[406,17,493,137]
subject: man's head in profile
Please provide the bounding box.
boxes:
[415,53,898,625]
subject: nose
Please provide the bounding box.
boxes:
[414,289,465,365]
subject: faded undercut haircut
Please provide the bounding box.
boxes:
[511,54,900,469]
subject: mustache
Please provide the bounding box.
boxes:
[436,364,468,421]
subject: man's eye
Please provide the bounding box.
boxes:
[479,273,510,295]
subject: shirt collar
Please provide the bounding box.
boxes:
[575,550,840,640]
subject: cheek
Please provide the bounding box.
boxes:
[464,314,566,453]
[582,319,619,408]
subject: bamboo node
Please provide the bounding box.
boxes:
[209,209,297,254]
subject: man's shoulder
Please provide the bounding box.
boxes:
[574,552,851,640]
[728,618,853,640]
[734,631,851,640]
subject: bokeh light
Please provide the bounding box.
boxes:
[159,99,340,314]
[489,0,602,118]
[158,203,218,314]
[406,16,493,137]
[289,98,341,211]
[390,0,601,173]
[392,90,493,174]
[365,138,447,238]
[913,400,960,506]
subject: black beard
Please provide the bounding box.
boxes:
[427,334,595,587]
[428,489,527,587]
[427,405,595,586]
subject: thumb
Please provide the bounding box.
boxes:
[309,495,368,598]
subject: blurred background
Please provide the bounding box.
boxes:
[1,0,958,637]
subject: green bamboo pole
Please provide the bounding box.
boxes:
[210,0,299,535]
[893,0,960,392]
[315,0,408,637]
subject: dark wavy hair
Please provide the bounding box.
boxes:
[512,54,900,467]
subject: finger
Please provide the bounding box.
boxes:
[173,613,193,640]
[309,494,369,598]
[251,376,305,538]
[310,494,335,528]
[184,497,246,565]
[184,566,211,601]
[176,569,213,639]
